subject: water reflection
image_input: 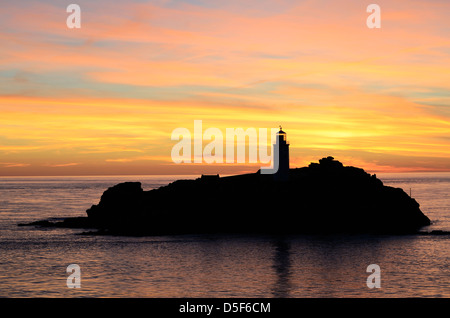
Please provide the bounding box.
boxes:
[271,239,292,297]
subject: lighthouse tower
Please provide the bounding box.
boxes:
[274,126,290,181]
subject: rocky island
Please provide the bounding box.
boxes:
[20,156,431,235]
[19,129,432,235]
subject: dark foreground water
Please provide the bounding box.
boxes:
[0,173,449,297]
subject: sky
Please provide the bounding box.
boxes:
[1,0,450,176]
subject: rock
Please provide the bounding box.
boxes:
[18,220,54,227]
[86,182,144,229]
[82,158,431,235]
[18,217,93,228]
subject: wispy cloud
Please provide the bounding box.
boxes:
[0,0,449,174]
[44,163,80,167]
[105,156,170,163]
[0,162,31,168]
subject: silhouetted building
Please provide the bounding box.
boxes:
[274,127,290,181]
[200,174,220,182]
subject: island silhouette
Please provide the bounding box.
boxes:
[19,128,433,236]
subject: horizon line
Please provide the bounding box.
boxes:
[2,171,450,178]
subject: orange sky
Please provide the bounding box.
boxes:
[1,0,450,176]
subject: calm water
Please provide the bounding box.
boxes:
[0,173,449,298]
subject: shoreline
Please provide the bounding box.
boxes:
[18,216,450,237]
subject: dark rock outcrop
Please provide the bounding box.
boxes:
[18,217,94,229]
[82,157,431,235]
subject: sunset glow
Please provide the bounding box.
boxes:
[1,0,450,175]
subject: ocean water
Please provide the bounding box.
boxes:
[0,173,449,298]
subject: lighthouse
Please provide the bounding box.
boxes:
[274,126,290,181]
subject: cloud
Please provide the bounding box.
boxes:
[0,162,31,168]
[44,163,80,167]
[0,0,450,174]
[105,156,170,163]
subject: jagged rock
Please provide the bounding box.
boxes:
[86,182,144,228]
[18,217,94,228]
[83,158,431,235]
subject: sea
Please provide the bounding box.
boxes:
[0,173,449,298]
